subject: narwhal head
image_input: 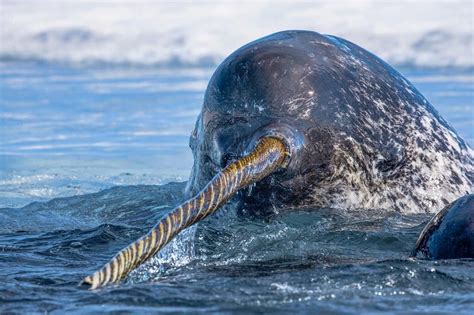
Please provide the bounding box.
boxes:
[82,31,339,289]
[185,32,337,216]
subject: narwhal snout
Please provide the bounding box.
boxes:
[188,123,304,198]
[246,123,306,178]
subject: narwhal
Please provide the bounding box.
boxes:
[412,194,473,260]
[82,30,473,289]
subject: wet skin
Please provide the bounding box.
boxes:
[413,194,474,259]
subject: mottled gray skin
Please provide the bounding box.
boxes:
[413,194,473,259]
[186,30,473,215]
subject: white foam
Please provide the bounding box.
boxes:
[1,0,472,68]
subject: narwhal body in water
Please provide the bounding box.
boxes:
[412,194,473,260]
[82,30,473,289]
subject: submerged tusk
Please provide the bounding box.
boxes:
[81,136,289,289]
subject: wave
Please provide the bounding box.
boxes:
[0,183,186,233]
[1,1,472,68]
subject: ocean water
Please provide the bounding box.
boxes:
[1,1,474,313]
[0,61,473,314]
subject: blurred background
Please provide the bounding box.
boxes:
[1,0,473,207]
[1,0,472,67]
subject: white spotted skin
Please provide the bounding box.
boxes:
[306,36,473,213]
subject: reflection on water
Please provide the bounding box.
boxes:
[0,63,214,207]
